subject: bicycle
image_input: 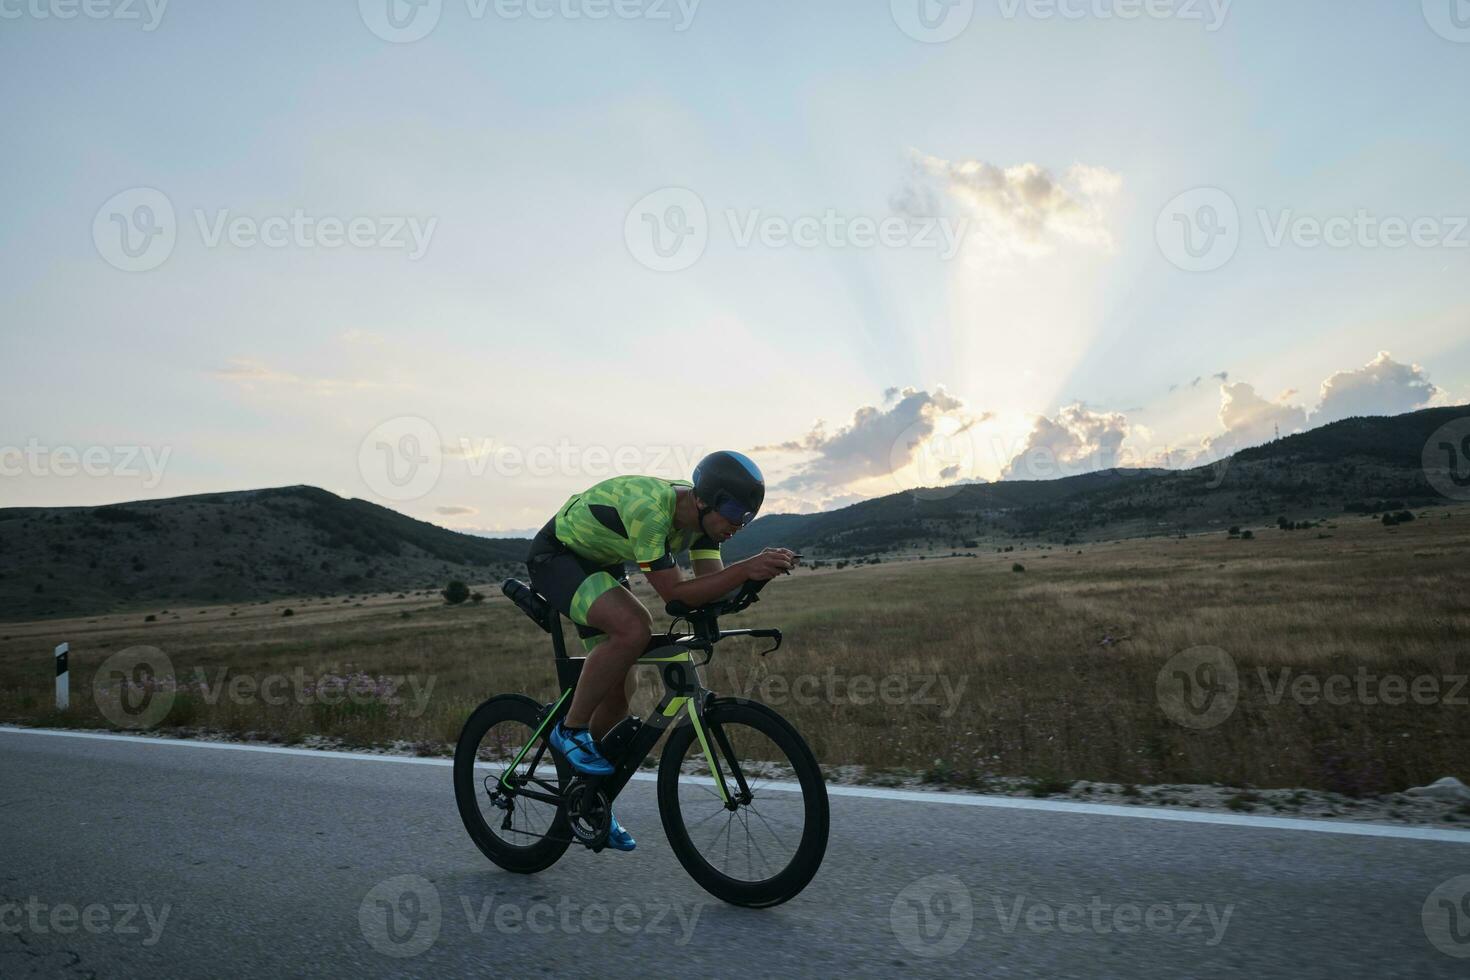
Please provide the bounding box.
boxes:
[453,576,829,908]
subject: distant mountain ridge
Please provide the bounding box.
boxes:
[3,405,1465,619]
[724,404,1470,558]
[0,485,530,620]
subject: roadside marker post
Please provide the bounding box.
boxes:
[55,642,69,711]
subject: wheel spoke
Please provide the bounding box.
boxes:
[673,712,814,885]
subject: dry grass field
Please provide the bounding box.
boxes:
[2,507,1467,796]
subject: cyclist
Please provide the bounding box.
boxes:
[527,450,798,851]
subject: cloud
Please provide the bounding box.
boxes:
[339,329,387,345]
[434,505,477,516]
[1002,403,1131,480]
[892,152,1121,257]
[1310,351,1439,424]
[209,359,402,394]
[758,386,989,498]
[1201,382,1308,456]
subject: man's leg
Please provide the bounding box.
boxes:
[563,586,651,740]
[589,668,640,742]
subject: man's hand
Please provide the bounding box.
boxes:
[743,548,800,581]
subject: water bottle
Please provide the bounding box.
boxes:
[501,579,552,633]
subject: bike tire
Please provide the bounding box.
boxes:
[454,693,572,874]
[657,698,828,908]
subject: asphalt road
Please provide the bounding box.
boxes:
[2,728,1468,979]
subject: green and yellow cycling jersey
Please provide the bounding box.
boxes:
[552,475,722,572]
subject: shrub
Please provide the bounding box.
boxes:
[282,608,294,617]
[1241,530,1254,540]
[442,580,470,605]
[1012,563,1025,573]
[470,592,485,604]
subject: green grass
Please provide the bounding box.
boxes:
[2,508,1468,793]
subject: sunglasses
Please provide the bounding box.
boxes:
[714,497,755,527]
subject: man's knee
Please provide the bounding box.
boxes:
[607,614,651,650]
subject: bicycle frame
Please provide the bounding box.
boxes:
[496,612,781,812]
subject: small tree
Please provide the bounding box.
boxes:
[442,580,470,605]
[470,591,486,604]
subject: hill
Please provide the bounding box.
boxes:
[4,405,1465,619]
[0,486,531,620]
[725,404,1470,559]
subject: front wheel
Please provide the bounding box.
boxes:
[658,698,828,907]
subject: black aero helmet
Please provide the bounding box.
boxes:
[692,451,765,526]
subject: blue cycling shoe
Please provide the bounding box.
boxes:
[549,721,614,776]
[606,810,636,852]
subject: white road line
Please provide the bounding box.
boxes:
[5,725,1469,844]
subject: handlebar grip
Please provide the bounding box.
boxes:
[665,599,694,617]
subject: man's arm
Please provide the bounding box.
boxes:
[643,549,796,609]
[689,533,724,579]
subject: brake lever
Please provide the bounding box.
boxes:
[756,628,783,657]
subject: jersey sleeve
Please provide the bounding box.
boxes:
[622,488,676,573]
[688,534,722,563]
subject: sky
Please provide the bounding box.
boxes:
[2,0,1468,531]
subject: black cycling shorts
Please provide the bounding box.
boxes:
[526,519,631,648]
